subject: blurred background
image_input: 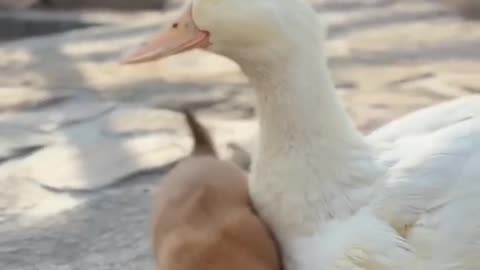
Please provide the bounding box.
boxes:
[0,0,479,269]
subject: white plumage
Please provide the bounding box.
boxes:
[368,96,480,269]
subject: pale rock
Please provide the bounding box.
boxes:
[42,0,166,10]
[443,0,480,19]
[0,0,38,9]
[0,98,115,132]
[0,126,52,161]
[13,133,189,191]
[0,86,70,112]
[103,106,184,136]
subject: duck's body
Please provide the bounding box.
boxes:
[236,13,480,269]
[122,0,480,269]
[249,57,480,269]
[250,59,480,269]
[247,37,480,269]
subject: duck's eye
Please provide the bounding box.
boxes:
[172,23,179,29]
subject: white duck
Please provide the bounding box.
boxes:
[121,0,480,269]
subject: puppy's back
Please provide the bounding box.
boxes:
[152,110,281,270]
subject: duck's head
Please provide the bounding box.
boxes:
[120,0,324,66]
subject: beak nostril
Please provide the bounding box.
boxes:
[120,3,209,65]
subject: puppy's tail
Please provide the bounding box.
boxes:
[183,109,217,157]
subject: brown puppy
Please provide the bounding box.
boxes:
[151,110,281,270]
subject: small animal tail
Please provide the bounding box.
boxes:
[183,109,217,157]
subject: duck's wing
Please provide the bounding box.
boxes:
[320,209,416,270]
[368,95,480,145]
[369,113,480,269]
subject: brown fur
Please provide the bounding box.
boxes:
[151,110,281,270]
[183,109,217,156]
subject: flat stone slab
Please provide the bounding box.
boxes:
[2,102,256,191]
[0,0,38,9]
[0,86,71,112]
[0,92,113,132]
[0,126,51,162]
[13,133,186,191]
[0,171,155,270]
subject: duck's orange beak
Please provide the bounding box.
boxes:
[120,5,210,65]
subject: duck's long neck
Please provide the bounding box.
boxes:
[240,46,381,235]
[243,48,364,155]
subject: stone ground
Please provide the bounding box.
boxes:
[0,0,167,10]
[1,0,479,269]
